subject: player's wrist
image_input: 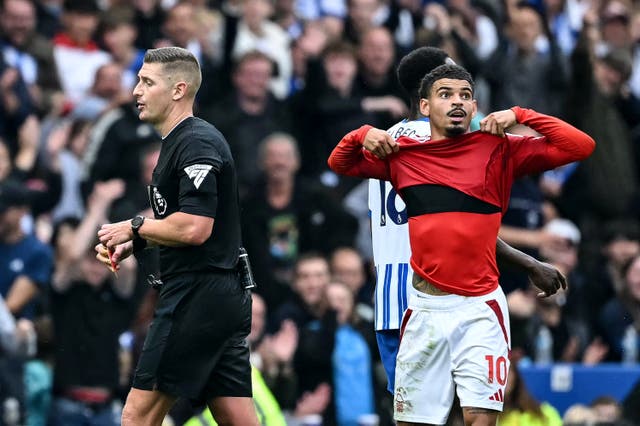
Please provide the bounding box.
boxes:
[131,215,145,239]
[522,255,540,272]
[356,124,374,144]
[509,106,526,125]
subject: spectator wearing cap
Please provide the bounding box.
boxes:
[596,48,634,95]
[540,218,582,273]
[0,180,52,319]
[540,219,602,363]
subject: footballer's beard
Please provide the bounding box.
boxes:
[444,123,467,137]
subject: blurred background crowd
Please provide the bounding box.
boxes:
[1,0,640,424]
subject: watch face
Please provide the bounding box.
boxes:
[132,216,144,228]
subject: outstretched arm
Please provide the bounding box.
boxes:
[328,125,395,180]
[479,107,595,176]
[496,238,567,298]
[512,106,595,168]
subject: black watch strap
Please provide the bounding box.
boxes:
[132,236,147,254]
[131,215,145,238]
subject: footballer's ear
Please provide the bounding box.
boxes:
[471,99,478,118]
[420,98,430,117]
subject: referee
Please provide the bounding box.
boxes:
[96,47,259,426]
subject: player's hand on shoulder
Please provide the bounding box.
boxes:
[479,109,517,137]
[363,127,398,159]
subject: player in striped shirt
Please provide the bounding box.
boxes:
[361,48,567,396]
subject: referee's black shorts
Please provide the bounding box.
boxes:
[132,270,252,403]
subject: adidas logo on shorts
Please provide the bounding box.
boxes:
[488,388,504,402]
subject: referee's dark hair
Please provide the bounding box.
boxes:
[419,64,474,99]
[144,47,202,97]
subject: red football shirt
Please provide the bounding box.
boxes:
[329,107,595,296]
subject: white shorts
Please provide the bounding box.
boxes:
[394,286,511,424]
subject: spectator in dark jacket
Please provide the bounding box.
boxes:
[242,133,357,310]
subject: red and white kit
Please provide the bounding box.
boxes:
[329,107,595,423]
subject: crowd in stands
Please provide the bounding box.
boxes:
[1,0,640,424]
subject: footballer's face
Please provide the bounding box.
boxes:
[133,62,172,125]
[419,78,476,139]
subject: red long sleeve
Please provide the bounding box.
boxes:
[327,125,391,180]
[510,106,595,177]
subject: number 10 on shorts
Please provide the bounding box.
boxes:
[485,355,507,385]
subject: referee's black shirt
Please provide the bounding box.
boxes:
[148,116,241,279]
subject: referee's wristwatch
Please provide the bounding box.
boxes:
[131,215,145,238]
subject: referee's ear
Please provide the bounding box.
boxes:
[172,81,189,101]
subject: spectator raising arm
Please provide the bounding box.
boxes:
[54,179,136,298]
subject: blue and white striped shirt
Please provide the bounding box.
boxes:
[368,118,431,330]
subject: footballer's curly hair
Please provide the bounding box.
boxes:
[397,47,450,96]
[397,47,452,118]
[418,64,474,99]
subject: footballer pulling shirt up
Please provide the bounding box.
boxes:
[331,107,595,297]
